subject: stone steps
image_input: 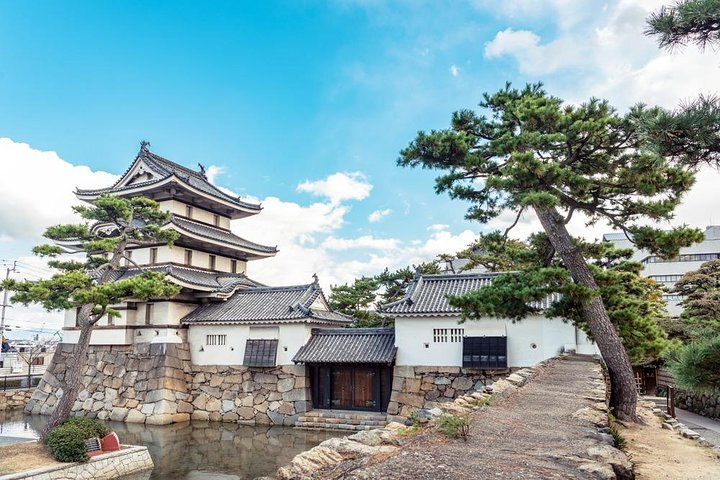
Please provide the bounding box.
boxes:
[295,409,388,432]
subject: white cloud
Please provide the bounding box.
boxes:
[297,171,373,205]
[0,138,117,243]
[322,235,400,251]
[449,64,460,76]
[481,0,720,110]
[205,165,225,185]
[368,208,391,222]
[427,224,449,232]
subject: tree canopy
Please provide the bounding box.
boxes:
[397,83,703,420]
[4,194,181,440]
[646,0,720,51]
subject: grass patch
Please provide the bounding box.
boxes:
[0,442,61,474]
[436,413,471,441]
[608,413,627,451]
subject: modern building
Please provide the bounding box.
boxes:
[603,226,720,316]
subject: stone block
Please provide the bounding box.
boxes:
[210,375,224,388]
[146,389,175,403]
[209,412,222,422]
[172,413,191,423]
[237,407,255,419]
[278,402,294,415]
[222,412,239,422]
[178,401,193,413]
[434,377,451,385]
[222,400,235,413]
[141,403,155,415]
[393,365,416,379]
[255,412,270,424]
[277,378,295,393]
[268,410,285,424]
[404,378,422,393]
[154,399,178,415]
[281,365,306,376]
[386,401,399,415]
[126,409,147,423]
[110,407,129,422]
[193,394,208,410]
[255,373,278,384]
[451,376,474,390]
[206,397,221,412]
[282,389,306,402]
[268,391,282,401]
[146,413,174,425]
[394,392,424,408]
[192,410,210,421]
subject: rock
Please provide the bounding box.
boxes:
[578,461,616,480]
[277,446,344,479]
[505,373,526,386]
[320,437,397,458]
[572,407,607,427]
[277,378,295,393]
[126,409,147,423]
[428,407,443,418]
[154,399,177,415]
[587,445,633,480]
[282,389,306,402]
[206,397,221,412]
[434,377,451,385]
[191,410,209,421]
[451,376,474,390]
[146,413,174,425]
[348,429,399,447]
[662,422,674,431]
[178,401,193,413]
[384,421,407,433]
[110,407,129,422]
[254,373,278,384]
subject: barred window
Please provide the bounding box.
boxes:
[243,339,278,367]
[206,334,227,346]
[433,328,464,343]
[662,294,684,301]
[644,253,720,264]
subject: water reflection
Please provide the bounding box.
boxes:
[0,411,339,479]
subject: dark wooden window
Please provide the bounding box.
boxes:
[184,249,193,266]
[149,247,158,265]
[186,205,193,218]
[144,304,153,325]
[214,214,220,227]
[243,339,278,367]
[208,255,216,270]
[463,336,507,369]
[230,260,237,273]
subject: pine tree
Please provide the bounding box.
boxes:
[3,195,180,440]
[398,83,702,421]
[646,0,720,51]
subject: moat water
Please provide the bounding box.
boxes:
[0,410,340,479]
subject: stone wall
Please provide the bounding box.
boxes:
[387,365,507,421]
[188,364,310,425]
[675,389,720,420]
[27,343,309,426]
[0,388,34,411]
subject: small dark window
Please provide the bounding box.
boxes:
[145,304,153,325]
[230,260,237,273]
[149,247,158,265]
[186,205,193,218]
[243,339,278,367]
[214,214,220,227]
[463,336,507,369]
[209,255,216,270]
[185,249,193,266]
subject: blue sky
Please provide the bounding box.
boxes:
[2,0,720,336]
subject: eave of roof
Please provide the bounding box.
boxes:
[170,216,277,257]
[292,327,397,365]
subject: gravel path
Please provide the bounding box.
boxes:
[344,356,608,480]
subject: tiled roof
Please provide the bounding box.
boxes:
[76,146,261,211]
[379,272,560,316]
[181,282,352,325]
[292,328,397,364]
[107,264,262,294]
[171,216,277,255]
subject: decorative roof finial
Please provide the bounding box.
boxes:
[140,140,150,152]
[198,163,207,179]
[312,273,319,284]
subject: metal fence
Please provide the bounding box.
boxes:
[0,374,43,392]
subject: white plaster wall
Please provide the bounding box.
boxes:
[159,200,231,229]
[62,328,133,345]
[394,315,593,367]
[188,323,314,366]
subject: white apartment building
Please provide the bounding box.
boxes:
[604,226,720,316]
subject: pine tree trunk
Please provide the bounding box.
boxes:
[535,206,638,421]
[39,304,95,442]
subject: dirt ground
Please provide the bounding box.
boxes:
[340,356,612,480]
[0,441,61,475]
[622,407,720,480]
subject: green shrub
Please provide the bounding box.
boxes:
[61,416,110,439]
[436,413,470,441]
[607,414,626,451]
[668,335,720,393]
[47,424,90,462]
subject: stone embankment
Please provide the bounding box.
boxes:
[0,389,34,411]
[27,343,311,426]
[676,390,720,420]
[271,355,633,480]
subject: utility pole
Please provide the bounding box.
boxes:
[1,260,18,344]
